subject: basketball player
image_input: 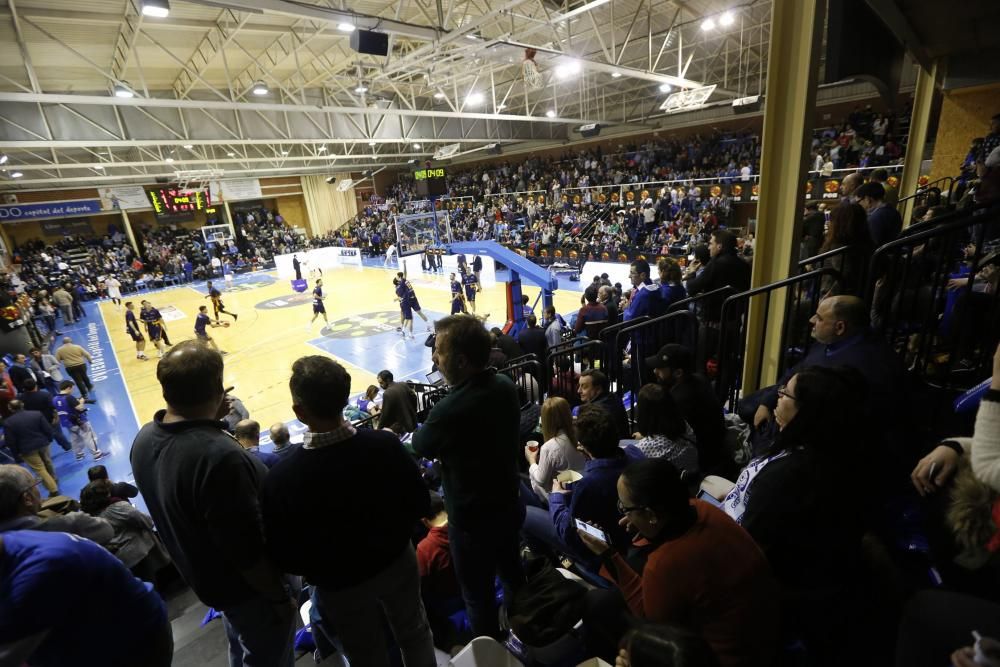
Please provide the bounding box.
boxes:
[472,255,483,291]
[205,280,238,324]
[393,277,414,338]
[449,272,466,315]
[311,278,328,324]
[139,300,167,358]
[105,275,122,310]
[396,271,429,329]
[124,301,147,360]
[461,266,478,313]
[194,305,225,354]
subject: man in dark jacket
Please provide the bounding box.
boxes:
[686,229,751,323]
[8,354,39,393]
[412,315,526,640]
[3,400,58,495]
[17,378,70,451]
[857,181,902,248]
[491,327,524,362]
[801,202,826,260]
[516,315,548,362]
[575,369,629,439]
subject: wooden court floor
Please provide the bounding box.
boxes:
[98,264,584,432]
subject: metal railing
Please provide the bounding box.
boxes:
[797,245,867,297]
[717,268,843,411]
[896,176,956,210]
[867,202,1000,388]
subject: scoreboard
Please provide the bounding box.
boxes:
[413,167,447,197]
[146,188,210,217]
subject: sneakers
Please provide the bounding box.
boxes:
[93,451,108,460]
[83,398,96,404]
[75,454,84,461]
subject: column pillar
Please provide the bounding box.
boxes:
[222,200,237,238]
[741,0,827,395]
[898,61,937,227]
[120,210,140,256]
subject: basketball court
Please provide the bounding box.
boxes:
[56,258,583,506]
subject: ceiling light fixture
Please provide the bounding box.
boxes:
[719,11,735,26]
[496,103,507,110]
[93,165,104,170]
[433,91,445,99]
[183,144,193,149]
[413,143,422,149]
[140,0,169,18]
[611,72,622,78]
[659,83,672,93]
[555,60,582,79]
[318,145,327,152]
[113,82,134,98]
[545,110,556,118]
[337,22,355,32]
[10,172,23,178]
[466,92,484,105]
[368,141,377,146]
[226,152,235,157]
[165,157,174,163]
[280,150,289,155]
[701,17,716,31]
[251,80,269,96]
[0,155,7,165]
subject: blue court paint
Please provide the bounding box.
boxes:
[46,301,144,507]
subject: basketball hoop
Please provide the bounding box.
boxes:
[522,48,544,91]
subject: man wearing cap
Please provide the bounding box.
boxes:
[646,344,732,477]
[856,181,902,247]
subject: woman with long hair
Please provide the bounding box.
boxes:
[525,396,586,501]
[818,202,873,295]
[633,384,698,477]
[722,365,868,662]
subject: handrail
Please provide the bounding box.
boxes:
[797,245,852,270]
[598,316,650,347]
[667,285,737,313]
[896,176,955,207]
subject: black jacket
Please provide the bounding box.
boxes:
[516,326,548,363]
[18,389,56,423]
[496,333,524,362]
[4,409,54,456]
[8,365,39,393]
[686,250,751,321]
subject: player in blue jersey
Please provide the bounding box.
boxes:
[139,300,167,358]
[393,277,414,339]
[124,301,148,361]
[194,305,225,354]
[311,278,328,324]
[396,271,429,330]
[54,380,106,461]
[461,266,478,313]
[449,272,466,314]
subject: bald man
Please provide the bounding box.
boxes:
[269,423,300,461]
[839,172,864,203]
[739,295,900,429]
[234,419,280,469]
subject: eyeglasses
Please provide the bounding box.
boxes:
[617,498,645,515]
[776,385,797,401]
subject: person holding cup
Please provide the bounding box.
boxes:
[525,397,586,502]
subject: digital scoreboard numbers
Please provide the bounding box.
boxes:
[146,188,210,216]
[413,167,447,197]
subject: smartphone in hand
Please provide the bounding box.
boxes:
[574,519,608,543]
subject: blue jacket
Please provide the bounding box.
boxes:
[623,282,661,321]
[868,205,902,248]
[549,448,644,556]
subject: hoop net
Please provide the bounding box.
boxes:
[522,49,544,91]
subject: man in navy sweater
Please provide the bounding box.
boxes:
[261,356,435,667]
[857,181,902,248]
[739,295,900,429]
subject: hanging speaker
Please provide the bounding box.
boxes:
[350,30,389,57]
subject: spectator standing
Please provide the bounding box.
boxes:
[377,369,418,432]
[516,314,548,362]
[856,181,902,247]
[3,400,59,496]
[29,347,63,392]
[234,419,280,469]
[17,378,72,452]
[0,529,173,667]
[53,381,106,461]
[869,168,898,207]
[268,422,300,461]
[623,259,661,321]
[54,336,96,403]
[261,355,436,667]
[575,286,610,336]
[130,342,296,666]
[412,315,527,640]
[50,286,73,325]
[8,354,39,393]
[0,361,16,418]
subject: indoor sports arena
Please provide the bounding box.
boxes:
[1,0,999,665]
